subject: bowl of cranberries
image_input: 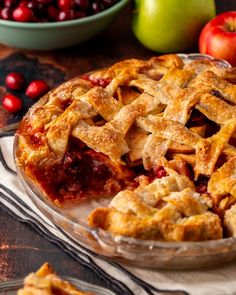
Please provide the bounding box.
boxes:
[0,0,128,50]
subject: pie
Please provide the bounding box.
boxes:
[16,54,236,242]
[17,263,94,295]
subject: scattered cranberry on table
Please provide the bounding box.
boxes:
[2,93,23,113]
[0,0,119,22]
[1,71,50,113]
[25,80,49,99]
[5,72,25,90]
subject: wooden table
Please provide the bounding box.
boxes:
[0,1,236,294]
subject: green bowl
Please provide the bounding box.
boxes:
[0,0,129,50]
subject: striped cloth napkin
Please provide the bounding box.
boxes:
[1,131,236,295]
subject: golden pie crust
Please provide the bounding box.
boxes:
[16,54,236,242]
[17,263,94,295]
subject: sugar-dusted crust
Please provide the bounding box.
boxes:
[17,263,94,295]
[16,54,236,241]
[89,183,222,241]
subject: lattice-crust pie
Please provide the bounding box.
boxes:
[16,54,236,242]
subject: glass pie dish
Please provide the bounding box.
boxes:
[0,277,115,295]
[14,53,236,269]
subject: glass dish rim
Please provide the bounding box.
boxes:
[0,276,115,295]
[14,52,236,253]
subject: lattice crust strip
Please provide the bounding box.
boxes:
[16,54,236,241]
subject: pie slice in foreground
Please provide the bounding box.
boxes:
[17,263,94,295]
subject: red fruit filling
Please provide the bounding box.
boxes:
[82,74,111,88]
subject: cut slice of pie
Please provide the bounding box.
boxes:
[17,263,94,295]
[16,54,236,241]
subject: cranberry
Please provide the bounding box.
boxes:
[47,5,59,20]
[196,175,209,194]
[25,80,49,99]
[103,0,116,8]
[154,166,168,179]
[197,184,208,194]
[27,0,38,10]
[91,1,104,14]
[13,6,34,22]
[57,10,72,21]
[1,7,12,20]
[36,17,48,22]
[74,0,88,10]
[58,0,73,11]
[5,72,25,90]
[97,78,111,87]
[37,0,53,5]
[74,10,85,18]
[19,0,29,6]
[93,164,108,178]
[81,74,90,80]
[4,0,16,8]
[32,1,47,17]
[84,75,111,87]
[2,94,22,113]
[69,9,75,18]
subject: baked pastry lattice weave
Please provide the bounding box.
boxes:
[16,54,236,242]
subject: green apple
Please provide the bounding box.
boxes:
[132,0,216,53]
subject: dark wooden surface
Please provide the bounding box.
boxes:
[1,0,236,294]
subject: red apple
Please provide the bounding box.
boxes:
[199,11,236,66]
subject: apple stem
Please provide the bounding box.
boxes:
[225,17,236,32]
